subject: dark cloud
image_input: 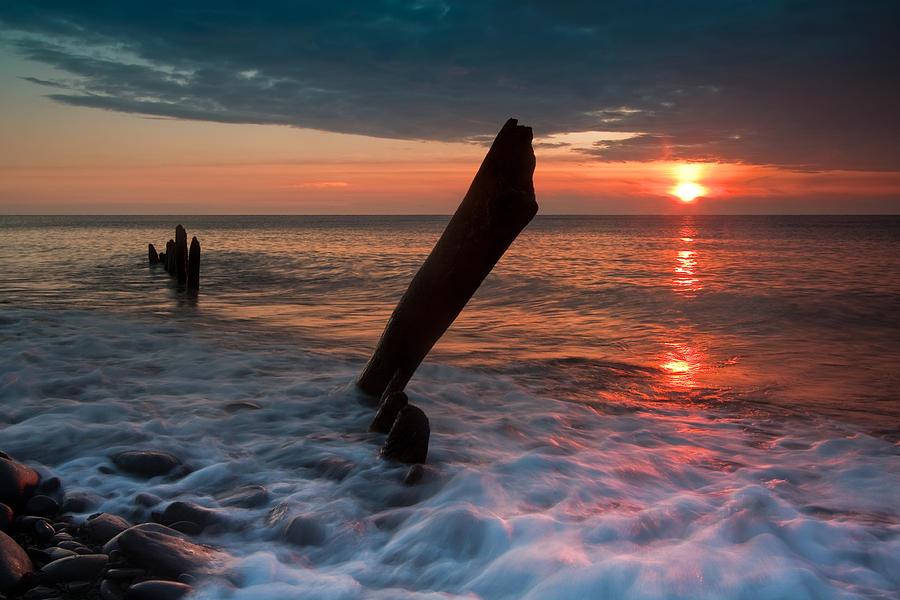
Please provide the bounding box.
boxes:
[2,1,898,170]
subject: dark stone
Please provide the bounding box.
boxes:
[104,568,147,580]
[33,520,54,541]
[356,118,537,397]
[39,553,107,583]
[22,585,59,599]
[45,548,77,562]
[110,524,223,576]
[134,493,162,508]
[403,464,425,485]
[157,501,222,531]
[312,457,354,482]
[127,580,193,600]
[102,523,178,556]
[61,492,100,514]
[25,495,59,518]
[381,405,430,464]
[100,579,125,600]
[217,485,268,508]
[0,455,40,510]
[0,504,12,531]
[148,244,160,265]
[55,540,89,552]
[82,513,133,545]
[369,391,408,434]
[282,515,326,547]
[223,401,261,413]
[174,225,188,285]
[36,477,61,495]
[0,530,33,592]
[167,521,202,536]
[186,236,200,292]
[111,451,180,478]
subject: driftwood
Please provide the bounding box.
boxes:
[357,118,537,398]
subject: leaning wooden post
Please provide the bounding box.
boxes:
[148,243,160,265]
[187,236,200,293]
[174,225,188,285]
[356,118,537,398]
[165,239,176,275]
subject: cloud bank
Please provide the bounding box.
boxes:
[2,1,898,170]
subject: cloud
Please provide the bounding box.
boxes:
[1,1,898,170]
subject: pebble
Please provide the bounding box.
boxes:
[100,579,125,600]
[103,568,147,581]
[33,520,55,541]
[60,492,101,514]
[126,580,193,600]
[217,485,269,508]
[111,524,223,576]
[82,513,133,545]
[282,515,326,547]
[36,477,61,495]
[157,501,222,532]
[22,586,59,600]
[134,494,162,508]
[111,452,181,478]
[25,495,59,518]
[0,455,39,510]
[0,530,33,593]
[0,504,12,531]
[39,553,108,584]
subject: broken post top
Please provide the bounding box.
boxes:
[475,118,536,210]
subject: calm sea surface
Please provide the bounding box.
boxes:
[1,215,899,599]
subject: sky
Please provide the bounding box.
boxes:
[1,1,898,214]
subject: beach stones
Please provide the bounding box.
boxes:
[39,553,108,583]
[156,501,223,532]
[370,391,408,434]
[381,405,430,464]
[217,484,268,508]
[112,451,181,478]
[282,515,326,547]
[25,495,59,517]
[0,454,40,509]
[127,580,193,600]
[82,513,133,544]
[111,524,223,576]
[0,530,33,592]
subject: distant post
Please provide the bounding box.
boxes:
[356,118,537,398]
[187,236,200,293]
[148,243,160,265]
[174,225,188,285]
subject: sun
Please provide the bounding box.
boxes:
[671,181,707,203]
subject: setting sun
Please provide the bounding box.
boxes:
[672,181,707,203]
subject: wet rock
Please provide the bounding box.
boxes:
[312,457,354,482]
[33,520,54,541]
[36,477,61,495]
[25,495,59,517]
[369,391,408,434]
[102,523,180,555]
[23,585,59,599]
[0,503,12,531]
[127,580,193,600]
[134,493,162,508]
[223,401,261,413]
[0,530,33,593]
[61,492,101,514]
[104,568,147,581]
[112,452,181,478]
[100,579,125,600]
[39,553,108,583]
[157,501,222,532]
[282,515,326,547]
[112,524,222,576]
[45,547,77,562]
[0,455,40,509]
[380,405,430,464]
[83,513,133,545]
[403,464,425,485]
[217,484,268,508]
[167,521,203,536]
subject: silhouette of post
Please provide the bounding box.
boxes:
[174,225,188,285]
[356,118,537,397]
[148,243,160,265]
[187,236,200,292]
[165,239,175,275]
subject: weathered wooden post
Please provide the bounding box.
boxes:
[174,225,188,285]
[187,236,200,293]
[356,118,537,398]
[148,244,160,265]
[165,240,175,275]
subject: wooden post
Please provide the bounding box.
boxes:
[356,118,537,397]
[175,225,188,285]
[187,236,200,292]
[148,243,160,265]
[165,239,176,275]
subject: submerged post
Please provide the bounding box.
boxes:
[187,236,200,292]
[174,225,188,285]
[148,243,160,265]
[356,118,537,398]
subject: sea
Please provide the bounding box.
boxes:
[1,214,898,599]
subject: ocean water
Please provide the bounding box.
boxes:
[1,214,898,599]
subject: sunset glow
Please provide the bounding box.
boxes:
[672,181,707,203]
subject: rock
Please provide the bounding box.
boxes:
[223,401,261,413]
[25,495,59,517]
[127,580,193,600]
[111,451,181,478]
[0,503,12,531]
[380,405,430,464]
[104,568,147,581]
[102,523,179,555]
[282,515,326,547]
[100,579,125,600]
[82,513,133,545]
[217,485,268,508]
[369,391,409,434]
[0,455,40,509]
[0,530,33,592]
[403,464,425,485]
[45,547,77,562]
[157,501,222,531]
[33,520,55,541]
[134,493,162,508]
[187,236,200,292]
[312,457,355,482]
[110,524,222,576]
[23,585,59,599]
[148,244,160,265]
[61,491,101,514]
[167,521,203,536]
[39,553,107,583]
[37,477,61,495]
[356,118,537,397]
